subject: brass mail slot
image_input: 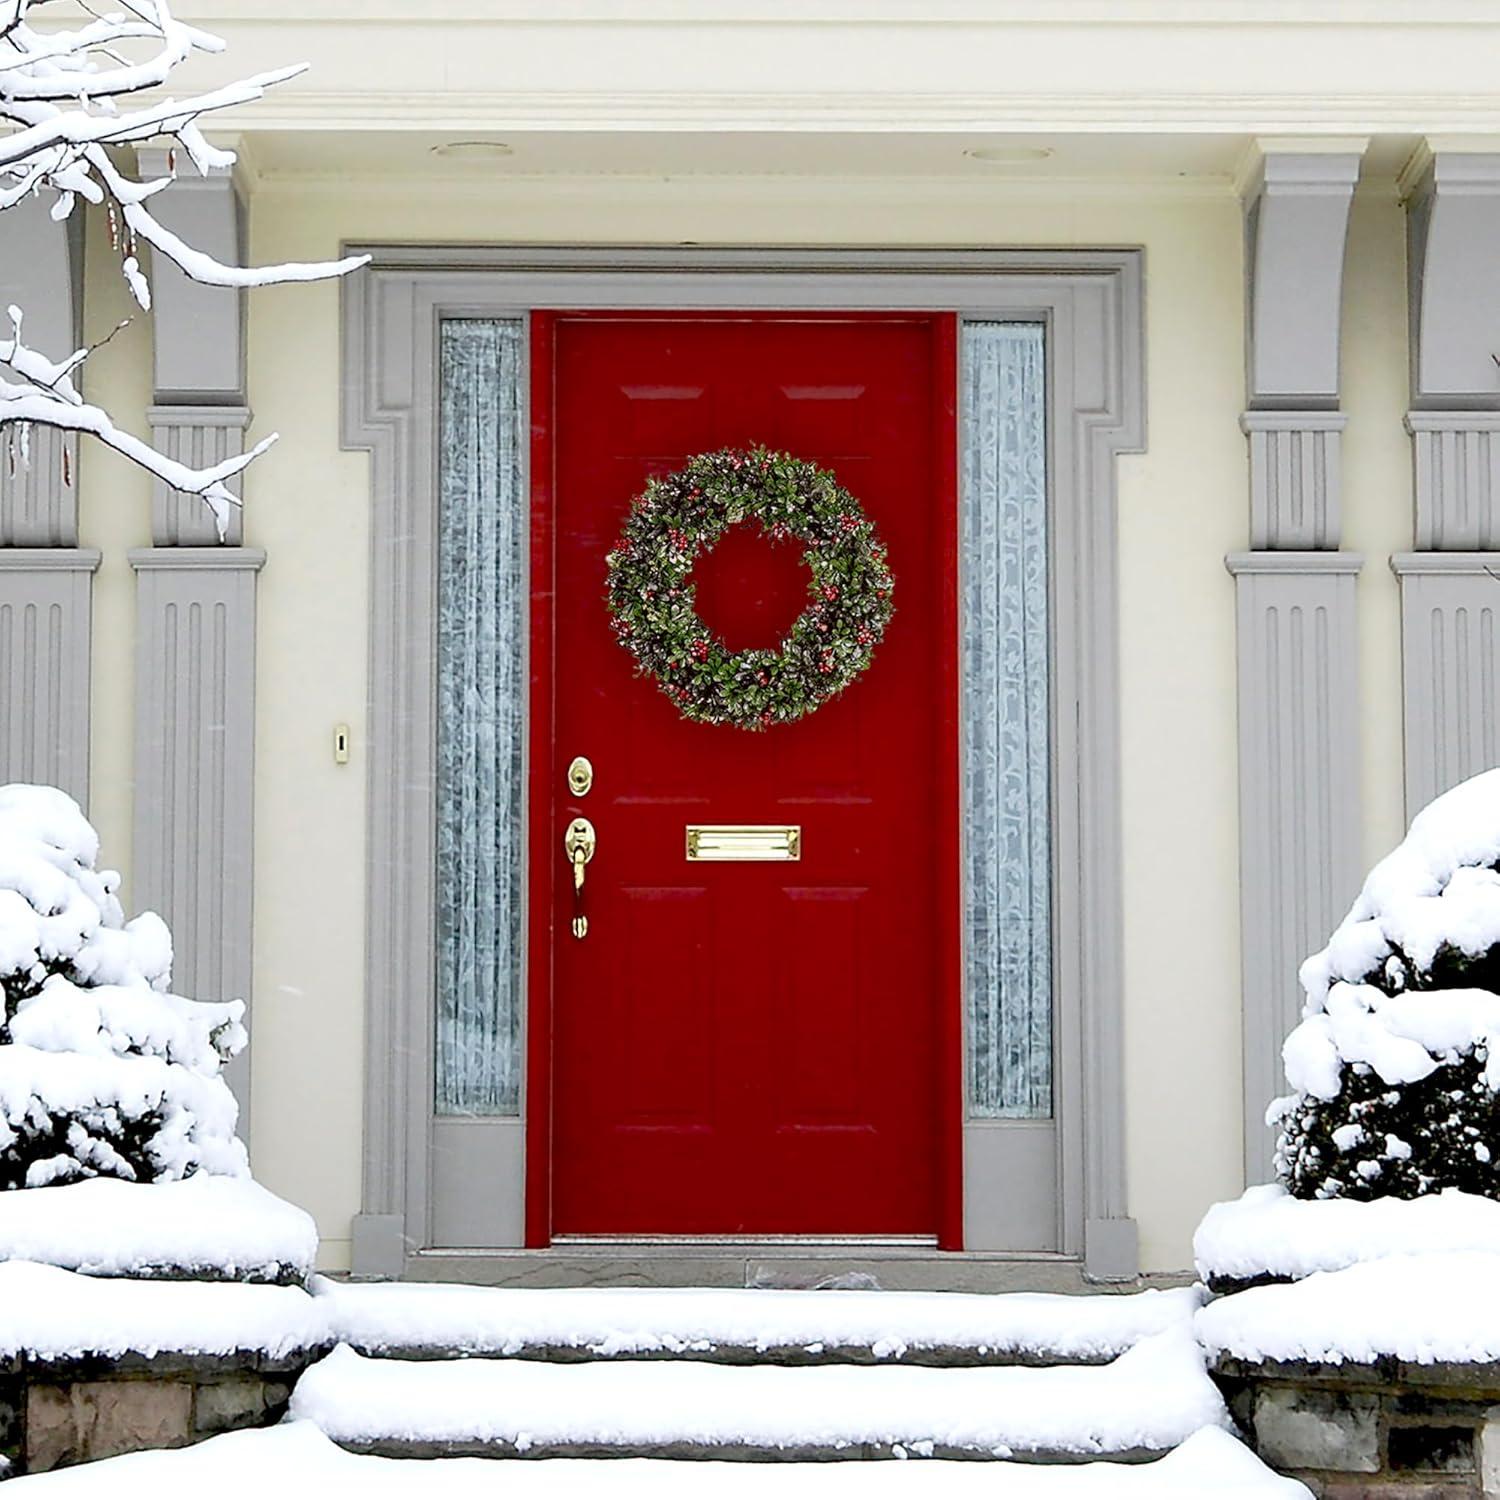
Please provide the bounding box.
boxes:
[686,824,802,862]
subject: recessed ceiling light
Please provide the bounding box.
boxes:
[964,146,1055,165]
[431,140,515,160]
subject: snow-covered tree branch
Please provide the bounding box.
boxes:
[1,0,367,536]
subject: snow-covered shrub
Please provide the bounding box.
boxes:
[1274,769,1500,1200]
[0,785,247,1190]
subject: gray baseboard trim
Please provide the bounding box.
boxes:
[351,1213,408,1280]
[1082,1218,1140,1283]
[1226,551,1364,1185]
[394,1247,1182,1295]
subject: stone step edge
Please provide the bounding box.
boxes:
[342,1340,1114,1368]
[332,1436,1171,1464]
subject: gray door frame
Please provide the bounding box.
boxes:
[340,247,1145,1280]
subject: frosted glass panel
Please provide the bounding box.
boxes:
[962,322,1053,1119]
[435,319,526,1117]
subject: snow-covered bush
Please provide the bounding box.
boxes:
[1273,769,1500,1200]
[0,783,247,1190]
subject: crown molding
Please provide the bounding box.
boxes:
[164,90,1500,138]
[165,1,1500,23]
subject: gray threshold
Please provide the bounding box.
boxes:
[388,1248,1193,1294]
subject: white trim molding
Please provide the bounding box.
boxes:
[342,247,1144,1283]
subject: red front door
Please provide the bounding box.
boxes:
[531,311,960,1242]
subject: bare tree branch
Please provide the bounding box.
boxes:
[0,0,368,535]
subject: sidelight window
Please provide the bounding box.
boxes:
[961,322,1053,1119]
[434,319,527,1116]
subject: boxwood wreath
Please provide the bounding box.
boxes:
[605,446,894,730]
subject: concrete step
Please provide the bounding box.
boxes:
[3,1420,1318,1497]
[289,1329,1227,1462]
[312,1279,1201,1367]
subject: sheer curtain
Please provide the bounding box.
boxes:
[434,319,526,1116]
[961,322,1053,1119]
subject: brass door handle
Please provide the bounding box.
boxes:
[564,817,596,939]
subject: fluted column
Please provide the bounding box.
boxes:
[1231,142,1367,1184]
[0,196,98,808]
[1397,147,1500,816]
[131,150,261,1138]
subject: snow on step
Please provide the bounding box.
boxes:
[313,1278,1201,1365]
[0,1175,316,1282]
[7,1421,1314,1498]
[289,1328,1228,1461]
[1198,1250,1500,1367]
[1195,1183,1500,1287]
[0,1262,328,1362]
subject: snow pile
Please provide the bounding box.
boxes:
[1272,769,1500,1200]
[289,1328,1228,1459]
[5,1421,1313,1498]
[1197,1250,1500,1367]
[0,785,247,1190]
[0,1174,317,1282]
[1195,1182,1500,1287]
[312,1280,1202,1363]
[0,1261,329,1362]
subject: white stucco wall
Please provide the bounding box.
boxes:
[70,167,1414,1274]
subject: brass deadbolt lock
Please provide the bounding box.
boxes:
[567,756,594,797]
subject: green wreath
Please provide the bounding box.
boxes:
[604,446,895,731]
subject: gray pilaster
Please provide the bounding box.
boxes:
[1391,553,1500,812]
[1398,148,1500,817]
[0,550,101,806]
[130,547,264,1131]
[1242,149,1364,409]
[1243,412,1346,551]
[148,406,250,547]
[1227,552,1364,1181]
[131,152,262,1135]
[0,195,81,547]
[1,424,79,549]
[0,193,97,810]
[0,196,82,543]
[136,149,247,410]
[1405,150,1500,410]
[1233,143,1367,1185]
[1408,413,1500,550]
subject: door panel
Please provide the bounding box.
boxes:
[538,312,957,1238]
